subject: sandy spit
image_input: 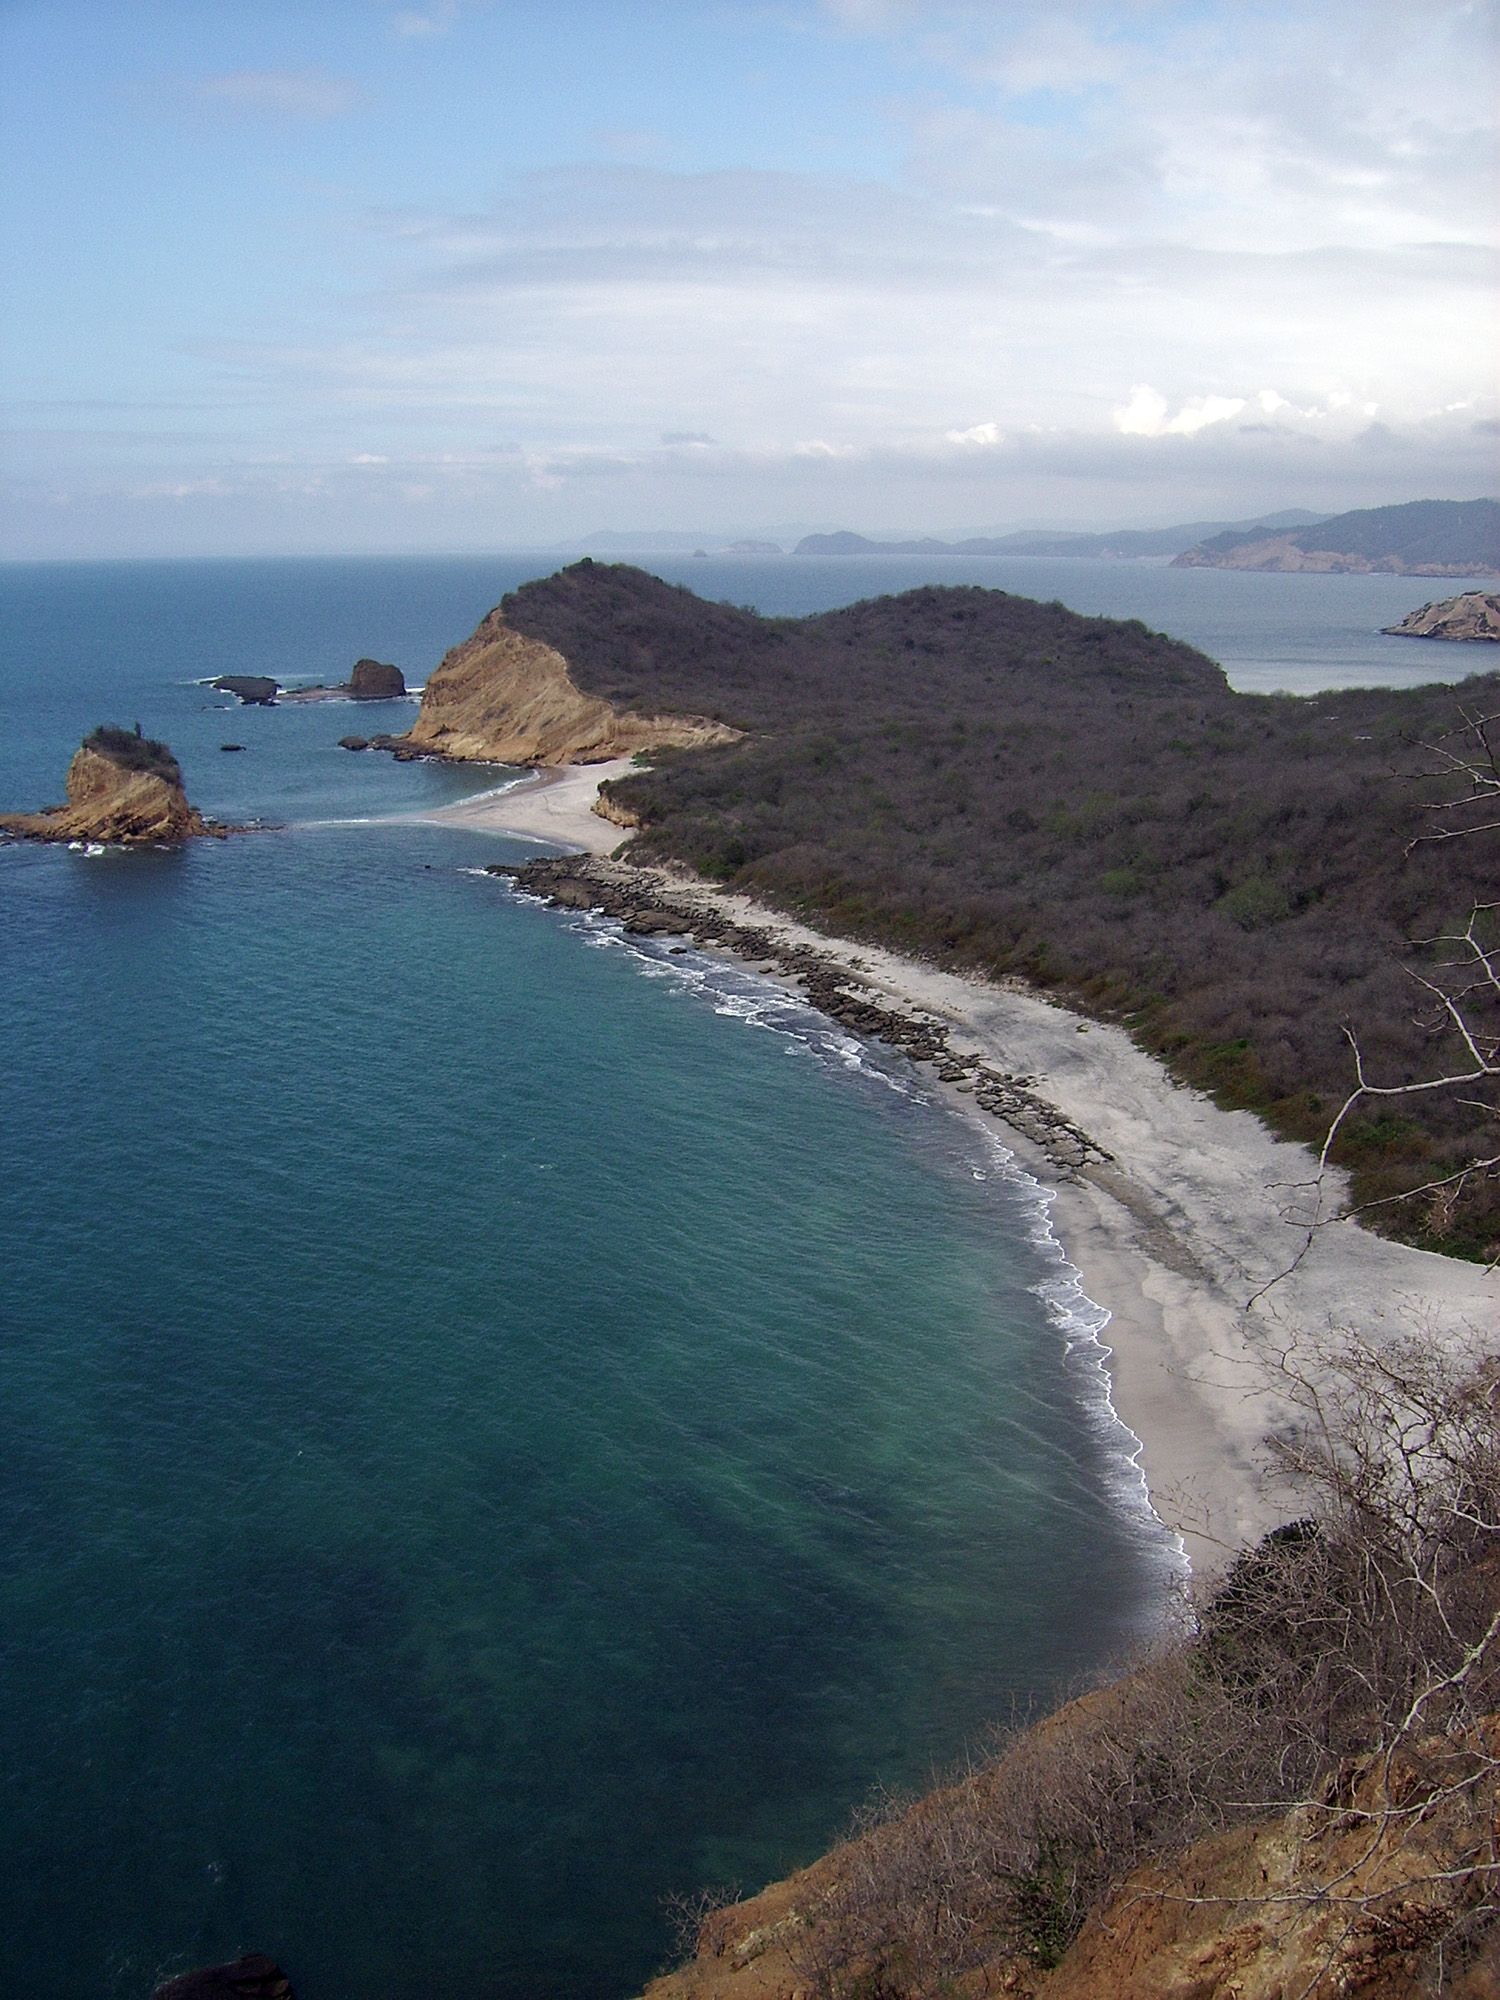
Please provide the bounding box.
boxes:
[428,766,1498,1577]
[416,758,638,852]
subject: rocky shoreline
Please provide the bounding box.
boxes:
[1380,589,1500,641]
[490,853,1112,1179]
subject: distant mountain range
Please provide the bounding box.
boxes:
[573,500,1499,573]
[791,511,1329,560]
[1170,498,1500,576]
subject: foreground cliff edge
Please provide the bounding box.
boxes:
[0,725,226,843]
[634,1335,1499,2000]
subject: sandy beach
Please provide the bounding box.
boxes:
[431,765,1497,1576]
[420,758,639,851]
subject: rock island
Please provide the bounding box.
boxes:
[0,725,225,843]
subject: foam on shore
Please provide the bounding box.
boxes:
[437,760,1497,1578]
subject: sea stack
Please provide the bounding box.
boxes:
[0,725,223,842]
[347,657,407,698]
[1381,591,1500,641]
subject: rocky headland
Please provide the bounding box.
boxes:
[1171,496,1499,575]
[380,598,740,764]
[1382,591,1500,641]
[0,726,225,843]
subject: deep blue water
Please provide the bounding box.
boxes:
[2,553,1493,2000]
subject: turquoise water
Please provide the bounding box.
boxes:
[1,553,1487,1999]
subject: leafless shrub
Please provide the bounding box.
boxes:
[786,1333,1500,1997]
[659,1880,743,1966]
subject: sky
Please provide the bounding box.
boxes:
[1,0,1496,557]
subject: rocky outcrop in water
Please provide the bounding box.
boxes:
[0,726,224,843]
[347,657,406,698]
[278,659,409,703]
[388,606,740,765]
[213,675,280,704]
[1382,591,1500,641]
[153,1954,294,2000]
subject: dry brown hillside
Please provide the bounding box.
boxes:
[645,1335,1500,2000]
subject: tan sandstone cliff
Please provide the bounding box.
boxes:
[1383,592,1500,642]
[394,607,740,765]
[0,734,221,843]
[643,1714,1500,2000]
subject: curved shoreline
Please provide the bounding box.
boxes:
[566,897,1190,1592]
[425,768,1497,1577]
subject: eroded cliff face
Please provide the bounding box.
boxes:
[396,607,740,765]
[1383,592,1500,641]
[0,744,219,843]
[642,1715,1500,2000]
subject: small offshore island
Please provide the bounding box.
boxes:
[0,724,226,843]
[213,657,409,705]
[1383,590,1500,641]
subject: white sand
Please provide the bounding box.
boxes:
[431,763,1497,1577]
[422,759,638,852]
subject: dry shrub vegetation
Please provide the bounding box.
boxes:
[504,564,1499,1257]
[82,722,182,785]
[700,1334,1498,1998]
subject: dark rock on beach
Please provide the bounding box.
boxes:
[486,853,1113,1179]
[152,1953,294,2000]
[212,675,280,704]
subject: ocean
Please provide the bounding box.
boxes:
[2,552,1493,2000]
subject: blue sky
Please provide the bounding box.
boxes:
[2,0,1495,556]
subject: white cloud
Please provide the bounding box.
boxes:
[829,0,1497,256]
[27,3,1494,554]
[1113,385,1169,436]
[190,70,358,119]
[188,158,1489,496]
[1114,385,1280,437]
[391,2,460,38]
